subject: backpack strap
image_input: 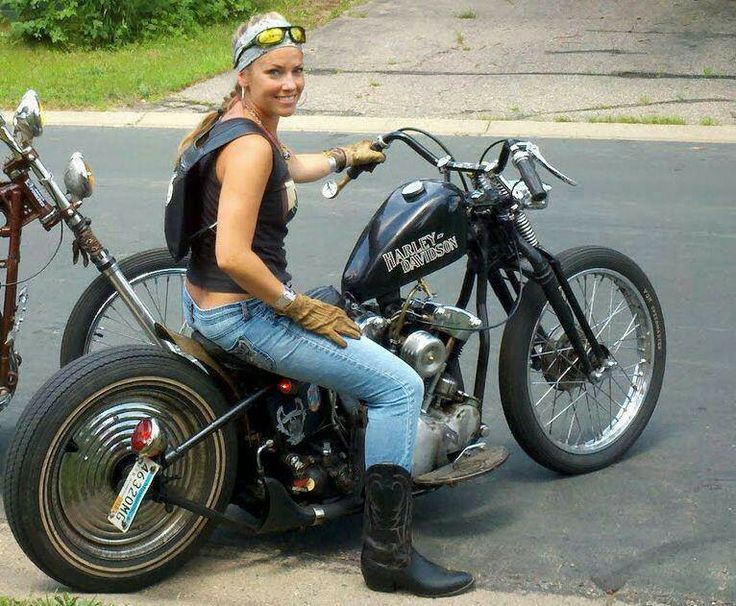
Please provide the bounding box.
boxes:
[164,119,264,261]
[198,118,263,156]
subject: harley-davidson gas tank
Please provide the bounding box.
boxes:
[342,179,467,302]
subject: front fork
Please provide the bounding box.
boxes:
[70,217,172,350]
[455,235,609,410]
[513,236,608,376]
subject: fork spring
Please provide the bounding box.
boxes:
[515,211,539,246]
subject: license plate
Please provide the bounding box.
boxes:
[108,457,160,533]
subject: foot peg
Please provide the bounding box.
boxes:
[413,443,509,488]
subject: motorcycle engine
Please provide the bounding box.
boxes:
[412,388,481,476]
[378,300,485,477]
[265,300,484,488]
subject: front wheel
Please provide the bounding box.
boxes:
[3,346,237,592]
[60,248,188,366]
[499,246,666,474]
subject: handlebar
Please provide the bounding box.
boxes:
[321,131,575,201]
[511,145,547,203]
[322,140,386,199]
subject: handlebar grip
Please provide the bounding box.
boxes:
[515,154,547,202]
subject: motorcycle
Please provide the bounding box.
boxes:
[0,90,192,399]
[3,124,666,592]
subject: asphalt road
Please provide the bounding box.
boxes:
[0,127,734,606]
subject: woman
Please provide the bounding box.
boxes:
[179,12,473,597]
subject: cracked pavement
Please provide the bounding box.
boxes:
[166,0,736,125]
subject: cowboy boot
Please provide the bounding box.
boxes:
[361,463,474,597]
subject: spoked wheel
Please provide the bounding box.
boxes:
[499,246,666,474]
[60,248,188,366]
[4,347,237,592]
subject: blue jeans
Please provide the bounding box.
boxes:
[182,287,423,471]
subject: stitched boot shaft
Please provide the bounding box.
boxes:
[361,464,475,597]
[362,464,413,568]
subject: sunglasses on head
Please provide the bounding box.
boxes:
[235,26,306,66]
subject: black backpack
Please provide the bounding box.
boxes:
[164,119,259,261]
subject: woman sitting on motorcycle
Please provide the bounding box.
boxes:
[178,12,474,597]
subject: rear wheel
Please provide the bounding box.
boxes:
[60,248,188,366]
[4,346,237,592]
[499,246,666,474]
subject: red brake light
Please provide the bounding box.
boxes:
[131,418,153,453]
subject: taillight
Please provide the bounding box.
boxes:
[277,378,295,394]
[131,418,167,458]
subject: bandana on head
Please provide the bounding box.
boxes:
[233,16,303,73]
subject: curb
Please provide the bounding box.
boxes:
[3,110,736,143]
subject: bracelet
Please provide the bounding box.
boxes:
[323,148,347,173]
[272,286,298,311]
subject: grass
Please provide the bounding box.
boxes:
[0,0,364,109]
[703,66,715,77]
[453,31,471,51]
[699,116,718,126]
[587,114,686,125]
[455,10,476,19]
[0,595,115,606]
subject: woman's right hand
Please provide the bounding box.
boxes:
[326,139,385,171]
[341,139,386,168]
[279,294,361,347]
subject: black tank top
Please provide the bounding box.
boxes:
[186,119,298,293]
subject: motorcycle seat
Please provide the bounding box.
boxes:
[190,330,252,370]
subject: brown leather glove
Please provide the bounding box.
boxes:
[279,294,361,348]
[326,140,386,171]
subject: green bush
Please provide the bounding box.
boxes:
[1,0,253,48]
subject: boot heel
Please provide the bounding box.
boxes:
[362,562,396,593]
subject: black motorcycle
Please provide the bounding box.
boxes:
[3,128,666,592]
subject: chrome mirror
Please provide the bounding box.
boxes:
[13,90,44,147]
[64,152,96,202]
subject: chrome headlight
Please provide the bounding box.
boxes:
[64,152,96,202]
[13,90,44,146]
